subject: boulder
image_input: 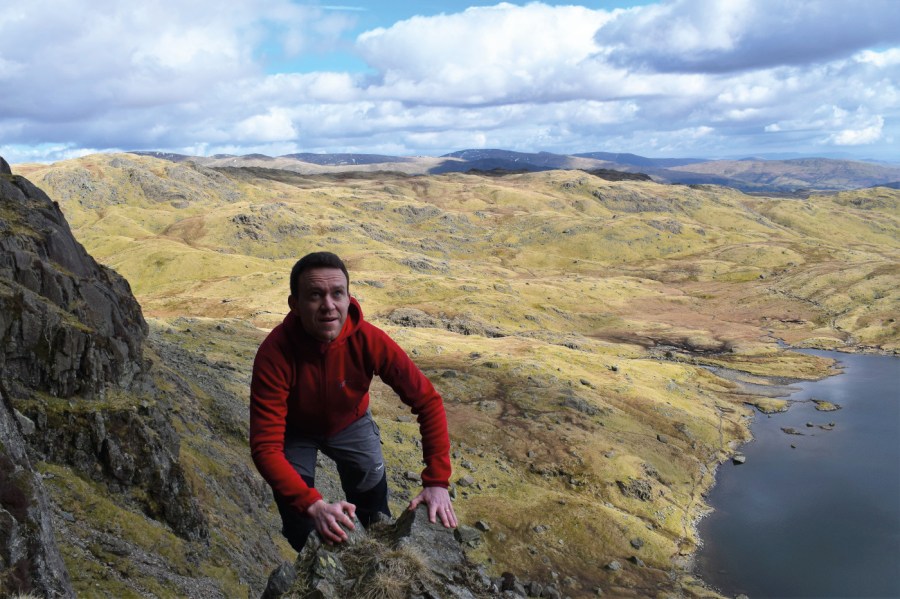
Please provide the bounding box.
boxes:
[454,525,482,547]
[260,561,296,599]
[275,505,484,598]
[393,504,469,581]
[457,475,476,487]
[616,478,653,501]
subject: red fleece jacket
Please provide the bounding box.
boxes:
[250,297,451,512]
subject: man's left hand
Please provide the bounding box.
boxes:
[408,486,457,528]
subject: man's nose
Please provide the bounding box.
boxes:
[321,295,335,310]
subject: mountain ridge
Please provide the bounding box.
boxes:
[126,148,900,192]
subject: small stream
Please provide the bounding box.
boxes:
[695,349,900,598]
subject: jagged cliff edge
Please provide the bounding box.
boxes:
[0,156,211,595]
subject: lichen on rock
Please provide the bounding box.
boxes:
[267,505,490,599]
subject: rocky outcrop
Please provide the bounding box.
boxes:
[0,160,207,547]
[24,402,209,541]
[264,506,491,599]
[264,505,580,599]
[0,387,74,597]
[0,167,147,398]
[387,307,506,338]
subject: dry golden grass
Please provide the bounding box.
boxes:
[15,153,898,596]
[343,539,434,599]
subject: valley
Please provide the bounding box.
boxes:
[8,153,899,597]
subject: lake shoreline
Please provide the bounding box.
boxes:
[683,343,844,597]
[690,347,897,597]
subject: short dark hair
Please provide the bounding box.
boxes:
[290,252,349,297]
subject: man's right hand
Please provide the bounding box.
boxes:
[306,499,357,544]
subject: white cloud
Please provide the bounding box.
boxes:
[0,0,354,120]
[357,3,613,104]
[234,109,298,142]
[0,1,898,163]
[856,48,900,68]
[826,115,884,146]
[0,143,108,164]
[596,0,900,73]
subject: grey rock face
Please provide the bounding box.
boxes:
[392,504,470,583]
[260,562,297,599]
[24,403,208,541]
[0,389,75,597]
[0,169,147,398]
[386,307,506,338]
[275,505,485,599]
[616,478,653,501]
[0,165,206,542]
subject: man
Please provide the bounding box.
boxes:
[250,251,457,549]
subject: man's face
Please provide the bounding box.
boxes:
[289,267,350,342]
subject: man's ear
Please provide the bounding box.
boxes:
[288,295,296,311]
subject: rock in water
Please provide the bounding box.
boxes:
[781,427,804,435]
[812,399,841,412]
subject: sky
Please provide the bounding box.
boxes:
[1,0,898,164]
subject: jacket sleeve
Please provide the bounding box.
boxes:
[368,325,452,488]
[249,334,323,512]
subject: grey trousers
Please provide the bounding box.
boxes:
[274,410,391,550]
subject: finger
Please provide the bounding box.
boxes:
[341,502,357,523]
[437,501,456,528]
[319,522,342,544]
[329,519,348,541]
[428,501,439,524]
[408,495,423,511]
[339,512,355,531]
[441,505,456,528]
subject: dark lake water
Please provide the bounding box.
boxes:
[695,350,900,599]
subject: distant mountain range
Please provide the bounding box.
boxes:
[130,149,900,193]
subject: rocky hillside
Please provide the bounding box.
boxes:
[0,158,145,399]
[0,157,294,596]
[1,386,73,597]
[6,152,899,597]
[129,149,900,192]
